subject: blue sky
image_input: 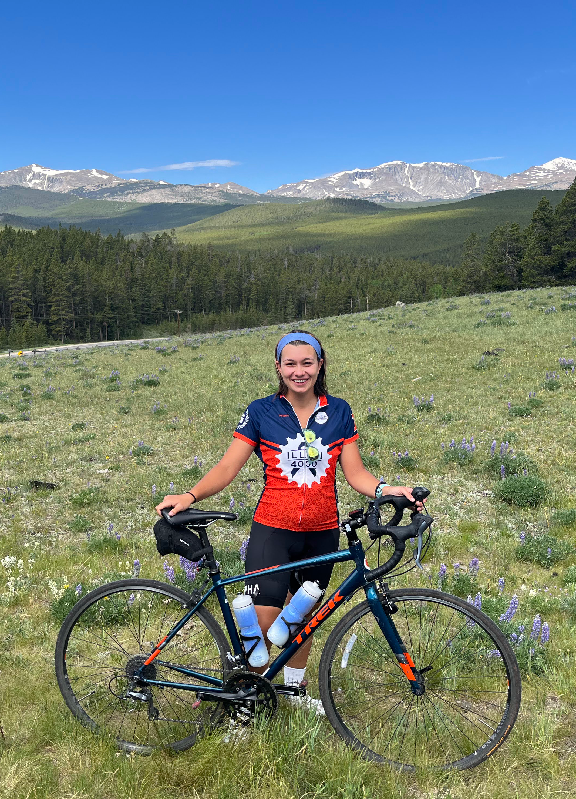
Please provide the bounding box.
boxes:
[1,0,575,193]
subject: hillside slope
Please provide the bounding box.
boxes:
[174,190,566,263]
[0,186,240,234]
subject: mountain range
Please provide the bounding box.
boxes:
[0,157,575,205]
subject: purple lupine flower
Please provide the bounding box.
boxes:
[169,481,174,491]
[499,595,519,623]
[194,456,198,465]
[490,440,497,456]
[179,556,199,581]
[128,593,135,606]
[229,497,235,510]
[474,592,482,610]
[441,442,445,450]
[547,547,552,559]
[133,559,141,577]
[519,532,525,543]
[498,577,505,594]
[530,615,542,640]
[163,561,175,584]
[239,538,250,563]
[468,557,480,577]
[453,562,460,575]
[115,533,121,541]
[541,622,550,644]
[107,522,114,534]
[75,584,82,596]
[86,532,91,541]
[500,464,506,479]
[152,484,157,496]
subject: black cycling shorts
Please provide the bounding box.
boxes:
[244,520,340,608]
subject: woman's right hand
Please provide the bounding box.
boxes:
[155,493,194,517]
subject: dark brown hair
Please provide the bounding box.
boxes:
[275,330,327,397]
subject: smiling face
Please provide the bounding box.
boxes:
[276,343,323,399]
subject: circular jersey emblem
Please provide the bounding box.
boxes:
[277,434,330,487]
[315,411,328,424]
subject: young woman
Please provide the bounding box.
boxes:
[156,330,420,694]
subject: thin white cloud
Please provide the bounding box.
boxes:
[462,156,505,163]
[120,159,239,174]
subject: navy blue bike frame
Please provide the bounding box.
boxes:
[138,536,414,693]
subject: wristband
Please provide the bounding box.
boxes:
[375,481,389,499]
[186,491,197,503]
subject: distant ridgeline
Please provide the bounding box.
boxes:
[0,178,575,348]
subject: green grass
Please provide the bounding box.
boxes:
[1,285,576,797]
[173,189,567,263]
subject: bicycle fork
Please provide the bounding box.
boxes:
[364,584,425,696]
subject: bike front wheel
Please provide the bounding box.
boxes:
[55,579,231,754]
[318,588,521,771]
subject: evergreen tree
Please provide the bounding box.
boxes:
[521,197,555,286]
[551,177,576,282]
[481,223,524,290]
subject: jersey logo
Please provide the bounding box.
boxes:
[315,411,328,424]
[237,409,249,429]
[276,434,330,487]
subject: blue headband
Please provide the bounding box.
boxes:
[276,333,322,360]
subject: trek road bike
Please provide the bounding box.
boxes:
[55,488,521,771]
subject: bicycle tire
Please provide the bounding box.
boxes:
[55,579,231,754]
[318,588,521,771]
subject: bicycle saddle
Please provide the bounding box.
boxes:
[162,508,238,527]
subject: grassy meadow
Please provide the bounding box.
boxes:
[1,285,576,798]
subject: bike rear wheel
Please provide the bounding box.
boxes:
[318,588,521,771]
[55,579,231,753]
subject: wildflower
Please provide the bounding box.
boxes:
[169,482,174,491]
[541,622,550,644]
[239,538,250,563]
[490,440,497,456]
[500,464,506,480]
[468,557,480,576]
[547,547,552,559]
[453,562,460,575]
[499,595,519,623]
[75,584,82,596]
[115,533,121,541]
[179,556,200,581]
[229,497,235,510]
[133,559,141,577]
[498,577,505,594]
[530,615,542,640]
[519,531,525,543]
[107,522,114,534]
[474,592,482,610]
[128,593,135,606]
[152,484,157,496]
[163,561,175,584]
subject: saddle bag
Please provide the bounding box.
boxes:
[153,517,205,560]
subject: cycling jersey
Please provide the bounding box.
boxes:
[233,393,358,532]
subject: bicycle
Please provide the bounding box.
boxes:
[55,488,521,772]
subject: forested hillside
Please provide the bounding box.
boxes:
[173,190,567,263]
[1,179,574,348]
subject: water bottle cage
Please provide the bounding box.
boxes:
[240,633,262,662]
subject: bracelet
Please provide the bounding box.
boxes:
[375,481,389,499]
[186,491,197,503]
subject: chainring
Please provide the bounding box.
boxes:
[222,670,278,725]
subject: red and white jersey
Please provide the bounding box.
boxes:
[233,394,358,532]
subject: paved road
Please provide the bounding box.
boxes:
[0,337,173,358]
